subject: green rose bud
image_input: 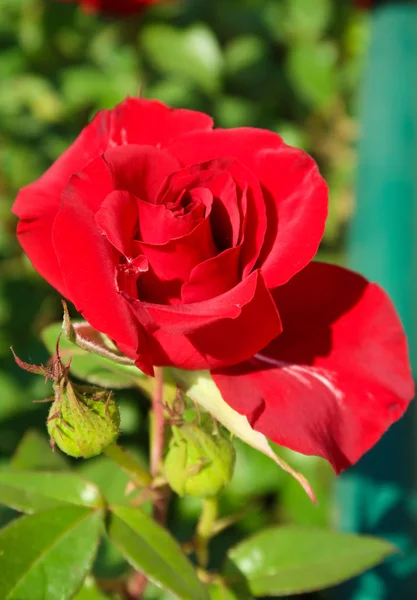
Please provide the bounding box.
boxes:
[164,420,235,498]
[47,380,120,459]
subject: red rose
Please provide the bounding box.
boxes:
[354,0,385,8]
[13,98,413,472]
[57,0,165,16]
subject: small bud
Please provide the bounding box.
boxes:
[164,419,235,498]
[47,380,120,459]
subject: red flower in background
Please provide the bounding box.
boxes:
[354,0,385,8]
[13,98,414,473]
[58,0,165,16]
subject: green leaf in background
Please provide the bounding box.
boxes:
[78,453,146,505]
[73,576,110,600]
[224,35,267,76]
[287,41,338,109]
[142,24,223,95]
[107,505,210,600]
[225,526,397,596]
[277,453,333,527]
[41,322,140,389]
[61,67,115,112]
[10,429,69,471]
[78,455,131,505]
[0,506,103,600]
[226,439,285,499]
[215,96,258,130]
[285,0,332,41]
[0,471,104,513]
[264,0,332,44]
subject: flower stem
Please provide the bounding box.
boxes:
[150,367,165,478]
[150,367,170,525]
[127,367,169,599]
[195,497,218,568]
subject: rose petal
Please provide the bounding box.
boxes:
[13,98,213,293]
[135,216,218,304]
[255,147,328,288]
[12,109,114,294]
[168,145,268,275]
[136,188,213,245]
[169,128,327,286]
[68,0,163,15]
[102,145,180,202]
[205,159,266,273]
[181,246,241,303]
[137,270,282,370]
[212,262,414,472]
[157,159,243,250]
[96,190,138,257]
[207,170,241,251]
[16,215,68,297]
[52,175,152,373]
[61,155,114,214]
[117,255,149,299]
[107,97,213,148]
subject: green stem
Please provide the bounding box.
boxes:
[104,443,152,488]
[150,367,165,478]
[127,368,169,600]
[195,497,218,568]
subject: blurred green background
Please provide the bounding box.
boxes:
[0,0,370,597]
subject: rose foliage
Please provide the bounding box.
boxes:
[13,98,414,474]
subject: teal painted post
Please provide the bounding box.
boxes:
[335,4,417,599]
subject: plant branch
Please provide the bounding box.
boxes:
[150,367,171,526]
[150,367,165,478]
[195,497,218,568]
[127,367,170,599]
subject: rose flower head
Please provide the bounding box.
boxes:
[13,97,414,474]
[354,0,389,8]
[57,0,167,16]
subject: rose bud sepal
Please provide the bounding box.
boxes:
[47,379,120,459]
[164,419,236,498]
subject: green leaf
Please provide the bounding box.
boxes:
[11,429,69,471]
[0,470,104,513]
[41,322,140,389]
[285,0,332,41]
[78,456,131,505]
[73,576,109,600]
[286,41,338,109]
[224,36,266,76]
[0,506,103,600]
[107,505,209,600]
[78,452,148,505]
[142,24,222,95]
[226,439,285,499]
[278,452,333,527]
[215,96,257,129]
[264,0,332,44]
[225,526,397,596]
